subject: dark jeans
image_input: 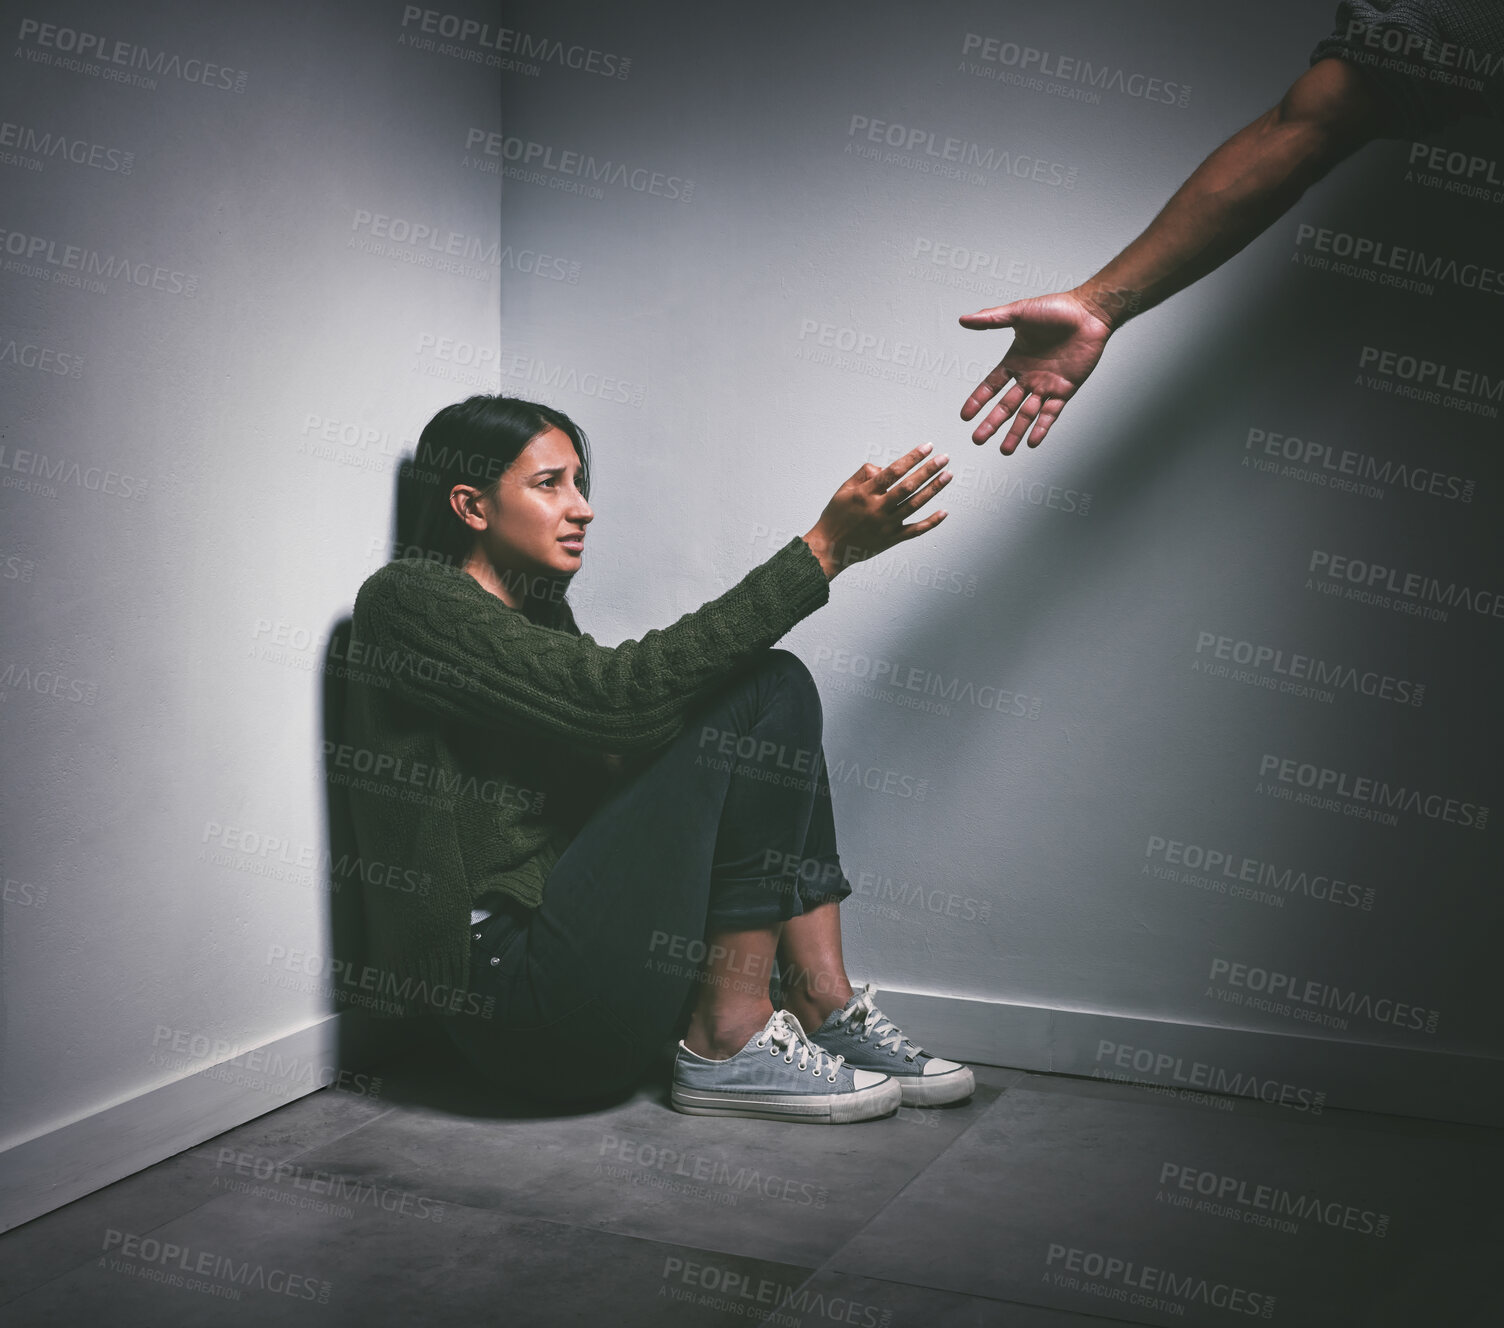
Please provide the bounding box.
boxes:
[441,649,854,1105]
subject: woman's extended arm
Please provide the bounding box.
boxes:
[351,444,949,752]
[351,535,832,752]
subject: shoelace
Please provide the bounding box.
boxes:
[754,1011,846,1082]
[831,983,925,1062]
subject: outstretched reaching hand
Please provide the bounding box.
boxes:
[956,56,1394,454]
[802,442,951,581]
[958,292,1114,453]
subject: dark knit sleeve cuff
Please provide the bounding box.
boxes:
[768,534,833,622]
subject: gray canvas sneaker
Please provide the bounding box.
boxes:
[671,1009,901,1123]
[807,983,975,1106]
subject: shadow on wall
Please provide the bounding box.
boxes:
[321,448,438,1073]
[317,441,623,1088]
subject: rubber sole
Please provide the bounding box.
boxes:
[671,1075,902,1123]
[895,1066,975,1106]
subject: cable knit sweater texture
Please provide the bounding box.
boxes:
[341,534,832,1015]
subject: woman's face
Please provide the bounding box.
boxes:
[459,426,593,603]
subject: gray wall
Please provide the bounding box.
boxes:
[2,0,1500,1223]
[0,0,500,1189]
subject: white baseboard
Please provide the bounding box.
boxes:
[0,1015,349,1235]
[876,988,1504,1128]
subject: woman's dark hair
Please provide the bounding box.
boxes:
[404,394,591,570]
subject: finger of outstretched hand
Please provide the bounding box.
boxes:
[1026,398,1065,447]
[960,364,1015,420]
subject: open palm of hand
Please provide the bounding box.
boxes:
[959,292,1113,453]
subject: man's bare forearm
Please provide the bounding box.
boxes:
[1073,59,1386,332]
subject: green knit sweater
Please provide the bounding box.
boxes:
[340,534,832,1015]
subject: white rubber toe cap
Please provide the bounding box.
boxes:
[851,1068,890,1090]
[923,1057,965,1076]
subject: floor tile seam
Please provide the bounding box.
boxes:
[740,1083,1023,1326]
[743,1263,1148,1328]
[0,1167,595,1311]
[0,1180,273,1312]
[202,1181,832,1270]
[0,1102,403,1310]
[338,1199,833,1276]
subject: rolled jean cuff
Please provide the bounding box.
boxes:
[706,859,854,932]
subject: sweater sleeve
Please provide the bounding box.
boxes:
[351,535,832,751]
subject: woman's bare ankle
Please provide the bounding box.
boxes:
[683,1003,773,1060]
[782,979,853,1032]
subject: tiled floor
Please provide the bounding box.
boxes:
[3,1038,1501,1327]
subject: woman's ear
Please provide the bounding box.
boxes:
[448,483,490,534]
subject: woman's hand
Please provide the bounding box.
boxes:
[802,443,951,580]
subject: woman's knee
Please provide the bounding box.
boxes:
[763,647,814,685]
[760,648,823,725]
[692,649,823,743]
